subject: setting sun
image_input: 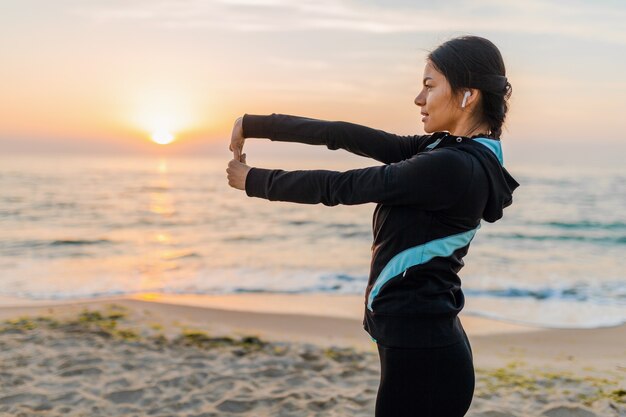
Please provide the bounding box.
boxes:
[151,130,175,145]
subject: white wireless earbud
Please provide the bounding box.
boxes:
[461,90,471,108]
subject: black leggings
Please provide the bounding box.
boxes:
[375,330,475,417]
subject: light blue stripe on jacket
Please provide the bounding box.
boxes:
[472,137,504,166]
[367,224,481,312]
[426,135,504,166]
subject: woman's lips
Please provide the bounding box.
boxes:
[421,114,428,122]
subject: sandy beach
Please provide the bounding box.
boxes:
[0,293,624,417]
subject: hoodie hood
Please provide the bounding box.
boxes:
[459,137,520,223]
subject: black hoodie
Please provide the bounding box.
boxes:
[242,113,520,348]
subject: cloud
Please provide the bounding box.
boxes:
[69,0,449,33]
[68,0,626,44]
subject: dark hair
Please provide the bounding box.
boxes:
[427,35,512,139]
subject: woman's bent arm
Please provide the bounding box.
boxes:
[245,148,472,210]
[242,113,430,164]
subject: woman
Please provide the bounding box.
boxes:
[226,35,520,417]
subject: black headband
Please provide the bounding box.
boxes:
[467,72,508,94]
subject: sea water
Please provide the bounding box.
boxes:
[0,152,624,328]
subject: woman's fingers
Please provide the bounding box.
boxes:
[227,116,248,190]
[226,157,248,190]
[229,116,245,161]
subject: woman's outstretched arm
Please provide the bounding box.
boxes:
[242,113,431,164]
[244,148,473,210]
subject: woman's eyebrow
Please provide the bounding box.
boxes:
[423,77,433,85]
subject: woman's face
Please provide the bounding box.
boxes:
[414,61,462,134]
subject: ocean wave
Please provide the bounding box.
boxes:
[0,239,116,251]
[0,209,20,218]
[50,239,114,246]
[126,185,172,193]
[325,222,362,229]
[464,282,626,303]
[339,231,371,239]
[539,220,626,230]
[222,234,287,242]
[124,219,197,227]
[160,252,202,260]
[489,232,625,244]
[287,220,315,226]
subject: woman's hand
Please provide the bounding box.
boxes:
[227,153,251,191]
[229,116,245,161]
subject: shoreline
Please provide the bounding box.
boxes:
[0,292,560,342]
[0,293,624,368]
[1,292,622,330]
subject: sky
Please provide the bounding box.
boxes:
[1,0,625,165]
